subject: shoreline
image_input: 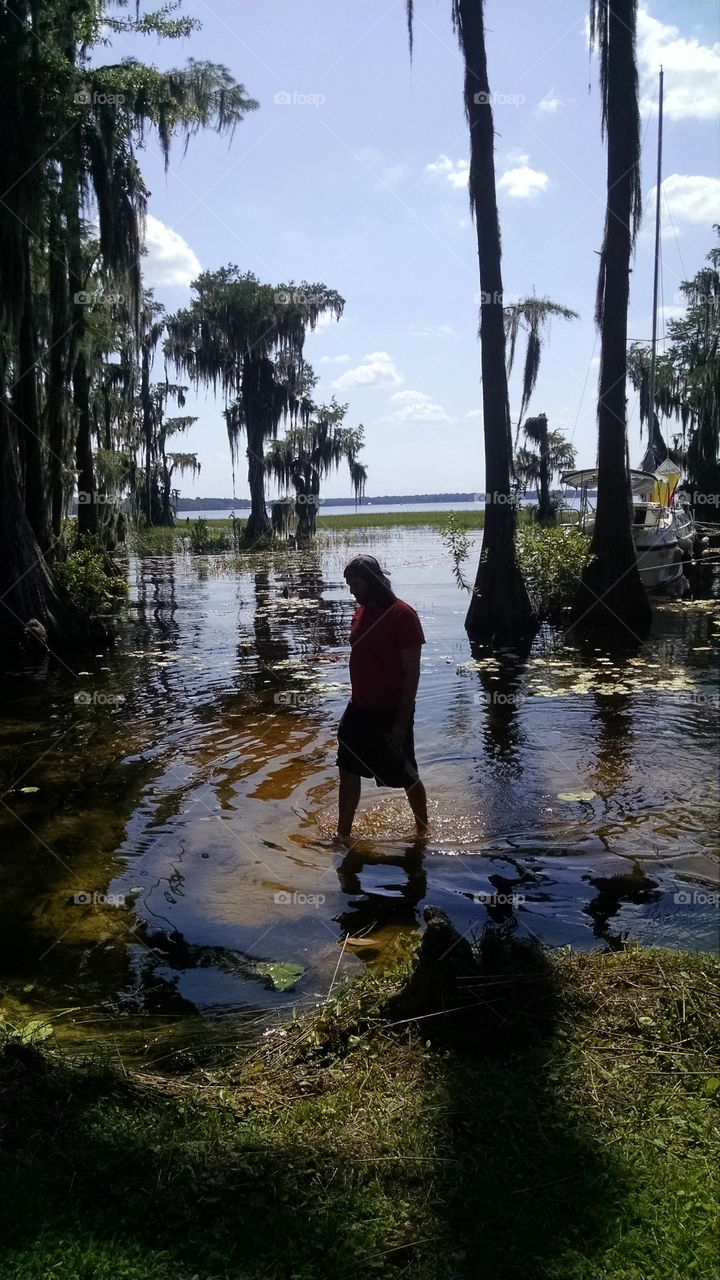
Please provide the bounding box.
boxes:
[1,942,718,1279]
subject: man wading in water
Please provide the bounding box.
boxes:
[336,555,428,843]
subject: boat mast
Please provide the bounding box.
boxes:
[648,67,664,447]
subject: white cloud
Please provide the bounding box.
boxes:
[142,215,201,287]
[318,353,351,364]
[536,89,575,114]
[332,351,403,391]
[497,164,550,199]
[650,174,720,228]
[465,408,482,420]
[312,311,339,331]
[408,324,455,337]
[356,146,408,187]
[638,7,720,120]
[426,154,469,189]
[381,390,452,424]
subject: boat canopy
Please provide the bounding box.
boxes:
[561,468,658,497]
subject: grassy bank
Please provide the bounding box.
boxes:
[1,945,717,1280]
[126,508,497,554]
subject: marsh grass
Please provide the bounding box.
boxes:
[0,944,717,1280]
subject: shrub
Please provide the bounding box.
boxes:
[187,518,231,554]
[55,546,127,616]
[516,525,592,620]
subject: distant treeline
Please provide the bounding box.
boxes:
[173,492,508,510]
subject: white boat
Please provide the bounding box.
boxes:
[560,463,695,594]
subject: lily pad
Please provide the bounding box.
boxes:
[21,1019,53,1043]
[256,961,304,992]
[557,790,597,803]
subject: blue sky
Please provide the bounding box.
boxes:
[120,0,720,498]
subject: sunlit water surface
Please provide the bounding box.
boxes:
[1,528,718,1061]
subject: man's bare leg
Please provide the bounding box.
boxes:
[338,768,362,842]
[403,771,428,837]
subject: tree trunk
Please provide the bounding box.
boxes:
[537,414,552,524]
[572,0,651,638]
[244,423,271,542]
[47,195,72,541]
[0,394,72,649]
[295,468,318,541]
[456,0,536,646]
[73,344,98,537]
[66,139,98,539]
[16,230,52,553]
[241,355,272,544]
[141,343,153,525]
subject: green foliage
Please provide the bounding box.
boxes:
[440,511,473,590]
[0,948,717,1280]
[505,297,580,429]
[628,227,720,513]
[187,517,230,554]
[55,545,127,616]
[0,1016,53,1045]
[516,525,592,620]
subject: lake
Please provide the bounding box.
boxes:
[1,525,718,1061]
[180,500,491,520]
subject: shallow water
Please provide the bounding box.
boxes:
[1,528,718,1057]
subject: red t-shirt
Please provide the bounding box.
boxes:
[348,598,425,709]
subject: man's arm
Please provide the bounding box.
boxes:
[389,646,422,746]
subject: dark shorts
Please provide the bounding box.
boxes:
[336,703,418,789]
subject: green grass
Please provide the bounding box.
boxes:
[125,508,539,554]
[316,509,491,530]
[0,945,717,1280]
[125,511,488,556]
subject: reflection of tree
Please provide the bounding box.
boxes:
[584,688,661,945]
[133,556,179,643]
[252,570,290,673]
[472,644,530,773]
[589,689,632,822]
[585,867,661,948]
[335,843,427,937]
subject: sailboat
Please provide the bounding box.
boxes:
[562,68,698,596]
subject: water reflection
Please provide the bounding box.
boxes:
[335,841,427,937]
[0,530,717,1040]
